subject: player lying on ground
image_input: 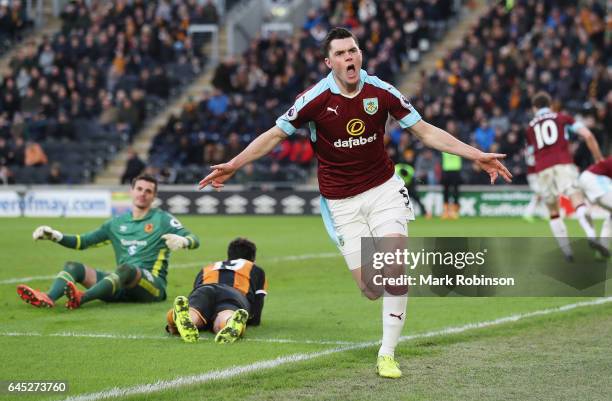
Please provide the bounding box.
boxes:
[17,174,200,309]
[579,156,612,254]
[524,91,608,260]
[166,238,267,344]
[198,28,511,378]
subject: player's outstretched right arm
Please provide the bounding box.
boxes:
[198,126,287,190]
[32,226,63,242]
[33,224,110,250]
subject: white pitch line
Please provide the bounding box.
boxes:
[0,252,340,285]
[171,252,339,270]
[60,297,612,401]
[0,331,359,346]
[0,274,56,285]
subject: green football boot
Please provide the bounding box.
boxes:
[173,296,199,343]
[376,355,402,378]
[214,309,248,344]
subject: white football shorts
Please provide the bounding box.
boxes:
[579,170,611,203]
[320,175,415,270]
[536,164,580,204]
[526,173,541,195]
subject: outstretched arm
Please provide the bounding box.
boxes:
[575,126,604,163]
[198,126,288,190]
[408,120,513,184]
[33,224,110,250]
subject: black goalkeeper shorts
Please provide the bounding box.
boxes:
[188,284,250,330]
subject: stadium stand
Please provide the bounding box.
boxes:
[0,0,32,57]
[3,1,609,186]
[0,0,214,184]
[147,0,461,184]
[401,1,610,185]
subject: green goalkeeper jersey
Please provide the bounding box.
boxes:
[57,208,199,283]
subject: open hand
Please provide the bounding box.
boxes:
[198,162,237,190]
[475,153,513,184]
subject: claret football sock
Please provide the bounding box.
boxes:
[378,295,408,357]
[575,204,596,239]
[549,216,573,259]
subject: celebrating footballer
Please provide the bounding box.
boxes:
[198,27,512,378]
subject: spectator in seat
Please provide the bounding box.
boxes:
[225,132,244,161]
[474,117,495,152]
[121,147,146,185]
[47,162,65,184]
[8,136,25,166]
[415,149,439,185]
[24,140,48,167]
[99,97,119,128]
[289,134,314,167]
[0,137,9,166]
[0,165,14,184]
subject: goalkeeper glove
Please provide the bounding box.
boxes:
[32,226,63,242]
[161,234,190,251]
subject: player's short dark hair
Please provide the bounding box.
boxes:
[532,91,552,109]
[228,238,256,262]
[131,174,158,193]
[322,27,359,57]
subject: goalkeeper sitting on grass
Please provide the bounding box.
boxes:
[17,174,200,309]
[166,238,267,344]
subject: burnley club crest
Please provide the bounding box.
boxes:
[363,98,378,115]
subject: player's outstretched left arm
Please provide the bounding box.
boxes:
[409,120,512,184]
[574,125,604,163]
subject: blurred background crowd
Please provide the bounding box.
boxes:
[0,0,609,186]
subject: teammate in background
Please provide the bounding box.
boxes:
[525,91,608,260]
[440,151,462,219]
[166,238,267,344]
[579,156,612,254]
[17,175,200,309]
[395,162,430,218]
[522,146,545,222]
[198,28,511,378]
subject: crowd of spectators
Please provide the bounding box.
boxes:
[148,0,460,184]
[390,0,611,186]
[0,0,216,184]
[0,0,31,57]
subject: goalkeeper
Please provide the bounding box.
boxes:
[17,174,200,309]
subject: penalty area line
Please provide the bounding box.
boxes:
[0,253,341,285]
[60,297,612,401]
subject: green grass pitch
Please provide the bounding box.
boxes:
[0,216,610,401]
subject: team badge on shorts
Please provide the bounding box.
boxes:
[363,98,378,115]
[144,223,154,233]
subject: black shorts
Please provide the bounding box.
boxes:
[188,284,250,330]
